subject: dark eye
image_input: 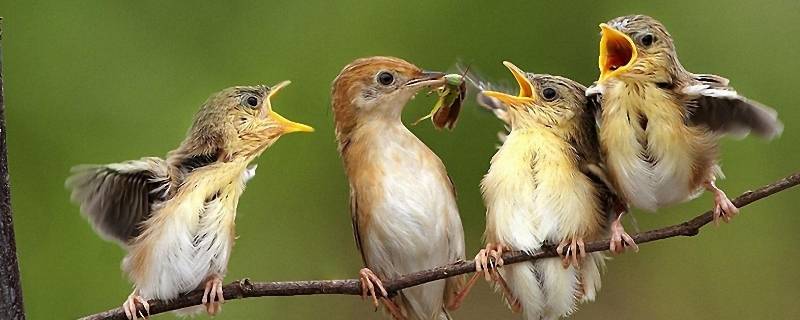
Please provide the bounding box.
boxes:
[377,72,394,86]
[541,87,558,101]
[245,96,259,108]
[641,34,655,46]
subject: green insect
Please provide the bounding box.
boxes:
[413,73,466,130]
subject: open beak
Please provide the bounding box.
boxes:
[480,61,536,109]
[263,80,314,134]
[598,23,637,81]
[404,70,446,88]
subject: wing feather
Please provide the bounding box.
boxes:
[683,74,783,139]
[349,187,368,266]
[66,157,170,246]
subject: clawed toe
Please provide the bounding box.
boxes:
[706,180,739,225]
[558,238,586,268]
[359,268,388,309]
[202,275,225,315]
[477,243,505,281]
[609,215,638,254]
[122,292,149,320]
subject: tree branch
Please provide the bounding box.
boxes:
[0,17,27,320]
[82,171,800,320]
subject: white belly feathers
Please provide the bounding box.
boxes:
[600,82,698,211]
[126,165,249,300]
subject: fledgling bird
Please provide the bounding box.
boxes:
[470,62,620,320]
[67,82,313,319]
[588,15,783,245]
[331,56,466,320]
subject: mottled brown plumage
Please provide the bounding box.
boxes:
[465,62,620,320]
[67,83,312,319]
[589,14,783,227]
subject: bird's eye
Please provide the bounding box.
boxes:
[243,96,260,108]
[377,72,394,86]
[641,34,655,46]
[541,87,558,101]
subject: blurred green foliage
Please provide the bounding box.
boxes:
[0,1,798,319]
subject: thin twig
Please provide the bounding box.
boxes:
[81,172,800,320]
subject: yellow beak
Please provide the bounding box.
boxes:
[598,23,638,81]
[264,80,314,133]
[481,61,536,108]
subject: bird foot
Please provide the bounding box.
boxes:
[705,180,739,225]
[609,215,638,254]
[122,291,150,320]
[557,237,586,268]
[201,275,225,315]
[475,243,506,281]
[358,268,405,319]
[447,243,506,310]
[358,268,389,309]
[472,243,520,312]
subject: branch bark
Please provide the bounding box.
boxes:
[0,17,27,320]
[82,171,800,320]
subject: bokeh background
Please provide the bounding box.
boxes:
[1,1,798,319]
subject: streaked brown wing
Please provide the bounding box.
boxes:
[66,157,170,246]
[684,74,783,139]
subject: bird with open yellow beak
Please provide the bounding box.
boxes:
[457,62,620,320]
[588,15,783,248]
[67,82,313,319]
[331,56,466,320]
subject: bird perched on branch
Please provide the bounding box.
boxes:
[331,56,466,320]
[588,15,783,243]
[463,62,620,320]
[67,82,313,319]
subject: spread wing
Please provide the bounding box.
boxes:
[682,74,783,139]
[66,157,170,246]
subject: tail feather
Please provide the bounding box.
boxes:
[501,262,546,320]
[538,259,580,319]
[501,253,605,320]
[579,252,606,302]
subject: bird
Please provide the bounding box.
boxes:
[66,81,313,319]
[469,61,620,320]
[587,15,783,246]
[331,56,466,320]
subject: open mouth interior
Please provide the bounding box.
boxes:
[603,36,633,72]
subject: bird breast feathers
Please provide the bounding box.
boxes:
[484,131,601,249]
[600,82,710,209]
[126,162,250,299]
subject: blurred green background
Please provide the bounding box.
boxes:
[1,1,798,319]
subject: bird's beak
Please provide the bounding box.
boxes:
[404,70,446,89]
[264,80,315,134]
[598,23,637,81]
[480,61,535,109]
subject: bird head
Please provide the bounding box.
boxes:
[478,61,590,133]
[597,15,681,83]
[331,56,446,138]
[177,82,313,164]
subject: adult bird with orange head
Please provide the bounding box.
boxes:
[331,56,466,320]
